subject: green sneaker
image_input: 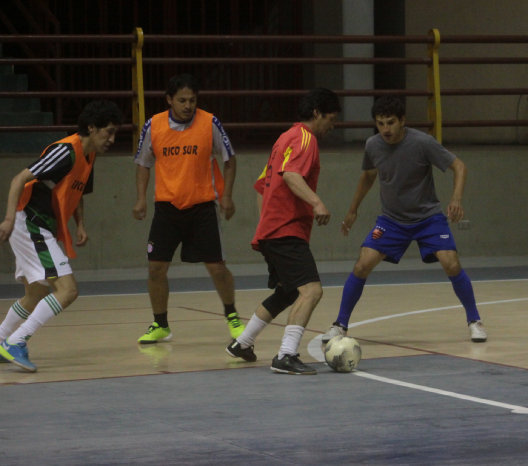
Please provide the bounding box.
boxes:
[137,322,172,344]
[225,312,245,339]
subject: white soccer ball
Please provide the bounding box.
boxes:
[324,335,362,373]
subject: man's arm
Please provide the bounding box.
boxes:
[132,165,150,220]
[282,171,330,226]
[220,156,236,220]
[73,197,88,246]
[446,157,467,223]
[0,168,35,242]
[341,168,377,235]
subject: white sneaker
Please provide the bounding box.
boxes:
[469,321,487,342]
[321,323,347,344]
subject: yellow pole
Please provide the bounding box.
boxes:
[131,27,145,151]
[427,28,442,143]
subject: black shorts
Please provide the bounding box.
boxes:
[258,237,320,293]
[147,201,224,263]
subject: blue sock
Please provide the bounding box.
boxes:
[336,273,366,328]
[449,270,481,322]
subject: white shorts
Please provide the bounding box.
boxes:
[9,211,72,285]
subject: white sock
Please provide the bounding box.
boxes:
[8,294,63,345]
[278,325,305,359]
[236,314,268,348]
[0,301,30,341]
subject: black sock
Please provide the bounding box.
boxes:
[224,303,236,318]
[154,313,169,328]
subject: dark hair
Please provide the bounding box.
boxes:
[298,87,341,120]
[166,73,200,97]
[371,95,406,119]
[77,100,123,136]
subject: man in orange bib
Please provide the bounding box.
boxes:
[133,74,245,344]
[0,100,123,372]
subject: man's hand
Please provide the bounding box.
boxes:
[0,219,14,242]
[341,211,358,236]
[447,199,464,223]
[219,196,235,220]
[133,199,147,220]
[313,201,330,226]
[75,224,89,247]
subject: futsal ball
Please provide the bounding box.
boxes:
[324,335,362,373]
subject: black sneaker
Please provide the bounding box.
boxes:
[270,354,317,375]
[226,339,257,362]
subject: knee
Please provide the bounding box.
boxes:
[66,286,79,304]
[205,262,232,281]
[437,253,462,277]
[57,284,78,308]
[299,282,323,304]
[262,287,299,318]
[148,262,169,281]
[444,261,462,277]
[353,261,371,278]
[50,275,78,308]
[353,248,382,278]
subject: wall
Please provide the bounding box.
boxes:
[1,1,527,276]
[404,0,528,144]
[1,142,527,275]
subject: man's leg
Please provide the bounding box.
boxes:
[0,279,48,342]
[227,286,299,361]
[226,304,271,362]
[0,279,48,364]
[205,261,245,339]
[138,261,173,344]
[8,274,76,345]
[436,250,486,342]
[271,281,323,375]
[0,274,77,372]
[279,281,322,353]
[323,247,384,343]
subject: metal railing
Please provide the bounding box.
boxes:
[0,32,137,142]
[1,29,527,149]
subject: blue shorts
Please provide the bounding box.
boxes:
[362,213,457,264]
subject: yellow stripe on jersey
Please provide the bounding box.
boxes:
[281,146,293,171]
[301,127,311,151]
[280,128,311,171]
[256,164,267,180]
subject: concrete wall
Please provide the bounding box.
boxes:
[1,1,527,275]
[404,0,528,144]
[1,142,527,275]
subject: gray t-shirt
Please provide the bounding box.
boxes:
[363,127,455,223]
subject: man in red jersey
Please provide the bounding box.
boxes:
[226,88,341,375]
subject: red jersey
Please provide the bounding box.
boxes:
[252,122,320,249]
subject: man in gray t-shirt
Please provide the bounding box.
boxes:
[322,96,487,344]
[364,126,454,223]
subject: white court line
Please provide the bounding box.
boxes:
[354,371,528,414]
[308,335,528,415]
[346,297,528,329]
[308,297,528,415]
[308,297,528,359]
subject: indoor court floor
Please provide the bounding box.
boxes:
[0,258,527,465]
